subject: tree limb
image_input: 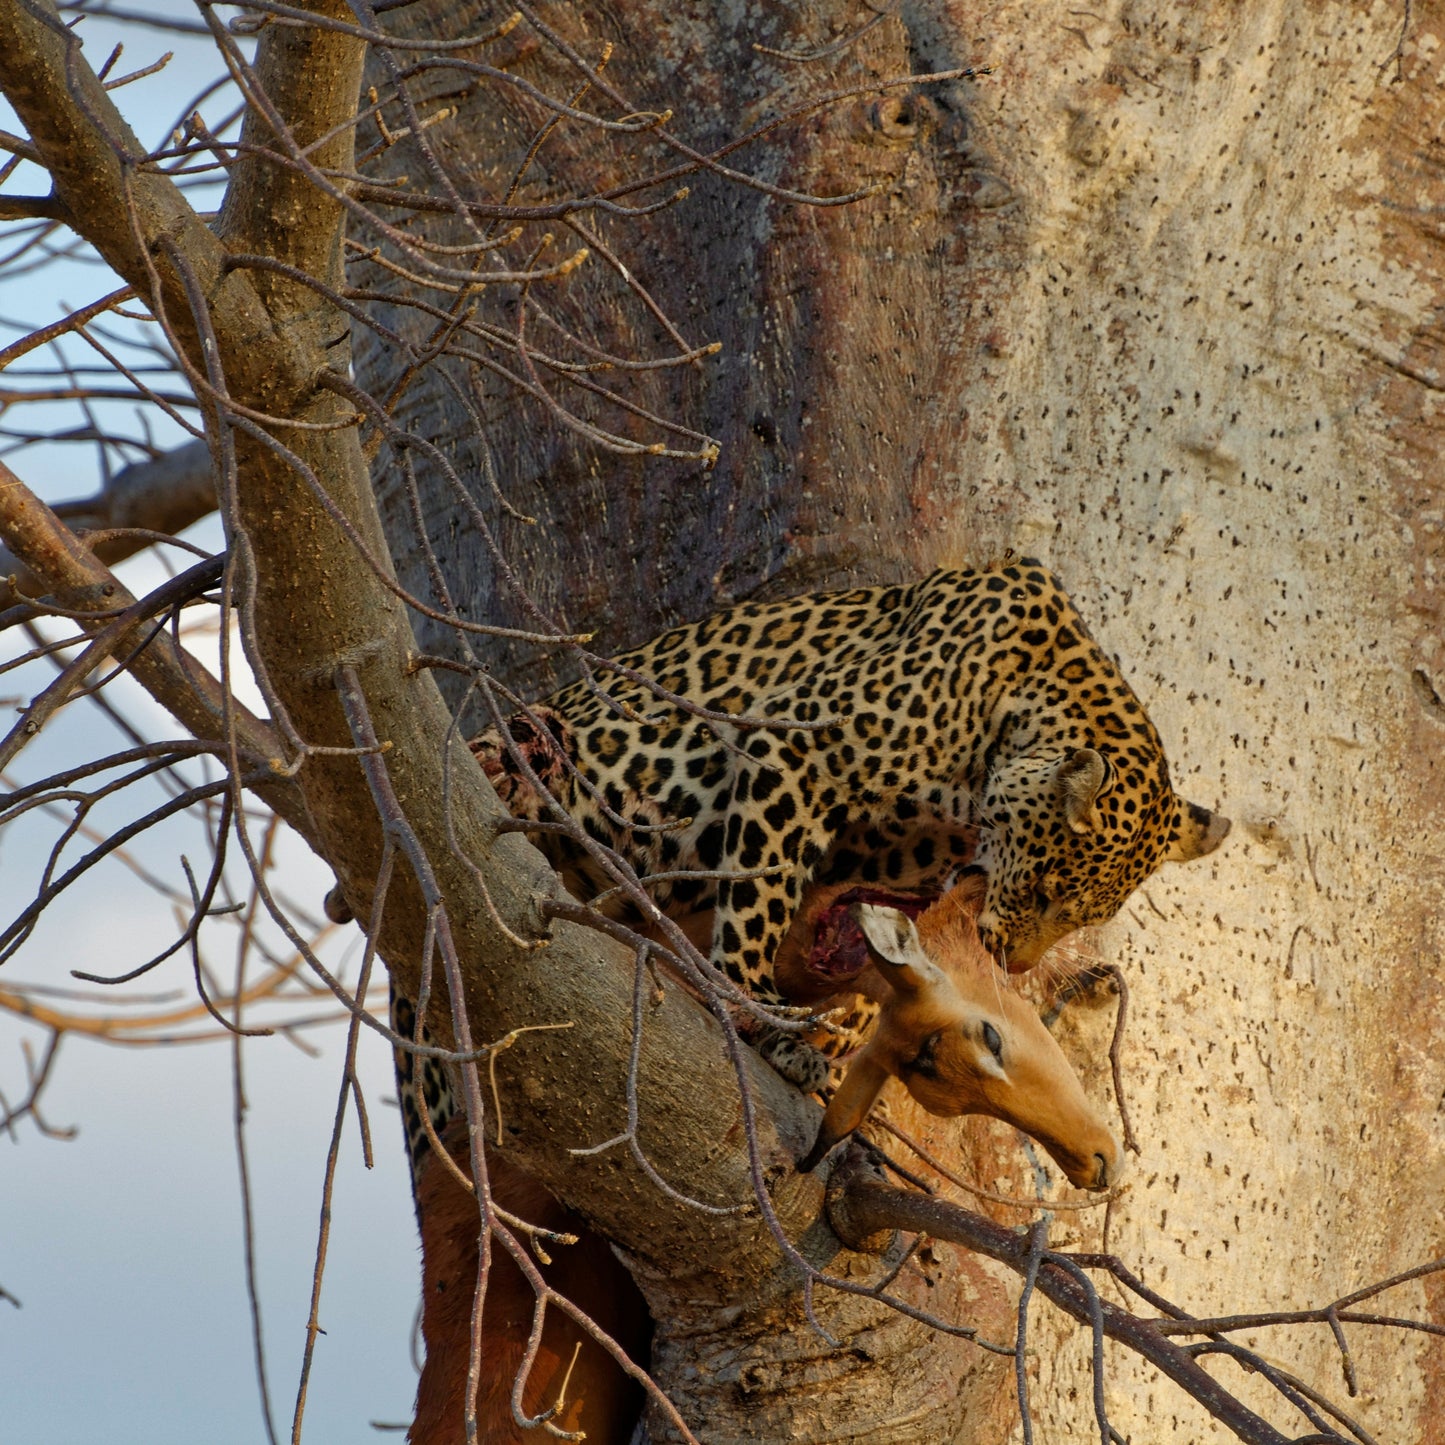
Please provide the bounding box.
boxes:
[0,455,312,840]
[830,1161,1300,1445]
[0,193,71,222]
[0,439,217,583]
[0,0,832,1288]
[51,439,217,556]
[0,0,315,422]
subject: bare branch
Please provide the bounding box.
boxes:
[0,456,309,837]
[828,1163,1423,1445]
[0,194,73,223]
[49,438,217,563]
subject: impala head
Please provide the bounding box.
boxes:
[973,746,1230,971]
[799,898,1124,1190]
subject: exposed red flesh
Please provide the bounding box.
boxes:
[804,887,934,983]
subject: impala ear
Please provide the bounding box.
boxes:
[1057,748,1106,834]
[855,904,933,995]
[1164,800,1232,862]
[797,1054,889,1173]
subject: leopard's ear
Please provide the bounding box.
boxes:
[1057,748,1106,834]
[1164,799,1232,862]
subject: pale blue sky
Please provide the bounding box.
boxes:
[1,6,425,1440]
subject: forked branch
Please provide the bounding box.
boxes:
[829,1158,1441,1445]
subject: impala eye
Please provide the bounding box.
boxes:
[982,1022,1004,1063]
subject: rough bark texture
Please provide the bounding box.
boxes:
[0,8,883,1437]
[354,0,1015,700]
[961,7,1445,1438]
[354,1,1445,1439]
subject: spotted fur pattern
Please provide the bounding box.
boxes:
[391,992,455,1181]
[395,558,1228,1170]
[477,558,1226,983]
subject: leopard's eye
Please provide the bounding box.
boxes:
[1032,870,1069,922]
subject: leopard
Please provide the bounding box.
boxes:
[368,556,1229,1174]
[474,556,1228,989]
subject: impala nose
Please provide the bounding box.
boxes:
[1089,1145,1128,1193]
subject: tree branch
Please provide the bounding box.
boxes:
[52,438,217,558]
[0,193,72,222]
[0,0,833,1289]
[0,455,311,840]
[0,0,317,422]
[0,439,217,583]
[830,1162,1302,1445]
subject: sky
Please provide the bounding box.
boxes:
[0,6,426,1441]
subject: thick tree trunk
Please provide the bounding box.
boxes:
[355,1,1445,1439]
[945,7,1445,1436]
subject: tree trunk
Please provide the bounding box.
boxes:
[354,0,1445,1438]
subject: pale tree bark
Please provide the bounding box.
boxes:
[912,6,1445,1437]
[356,0,1445,1439]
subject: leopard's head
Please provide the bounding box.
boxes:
[973,747,1229,970]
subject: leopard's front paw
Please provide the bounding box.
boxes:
[758,1031,831,1093]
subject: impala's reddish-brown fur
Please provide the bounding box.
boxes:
[409,1118,649,1445]
[791,881,1125,1189]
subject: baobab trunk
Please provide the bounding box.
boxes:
[355,1,1445,1438]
